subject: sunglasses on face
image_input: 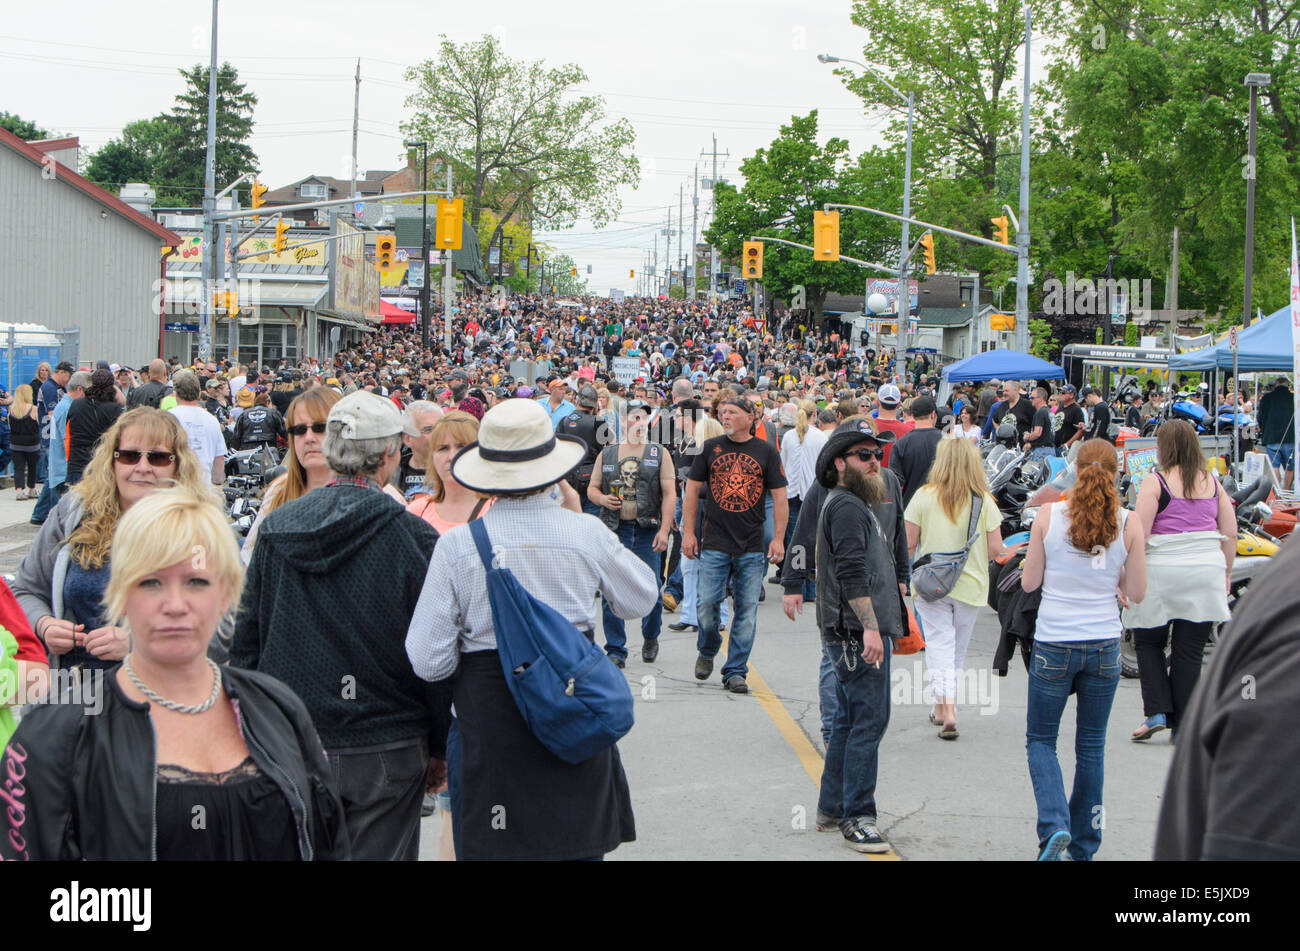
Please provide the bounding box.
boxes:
[287,422,328,437]
[844,448,885,462]
[114,450,175,467]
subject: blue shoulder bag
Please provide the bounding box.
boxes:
[469,519,634,764]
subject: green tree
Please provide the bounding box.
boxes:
[84,64,258,206]
[402,34,639,256]
[1028,317,1060,360]
[1042,0,1300,317]
[0,111,49,140]
[84,118,174,196]
[842,0,1057,283]
[704,112,903,325]
[1124,321,1140,347]
[536,252,587,296]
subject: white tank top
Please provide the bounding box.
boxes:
[1035,500,1130,643]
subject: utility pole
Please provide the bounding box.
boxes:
[1015,3,1032,354]
[701,134,729,305]
[678,184,685,296]
[442,164,453,352]
[350,59,360,199]
[1169,226,1180,353]
[691,167,699,301]
[666,206,673,296]
[654,231,659,298]
[199,0,220,362]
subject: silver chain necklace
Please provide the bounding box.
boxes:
[124,657,222,714]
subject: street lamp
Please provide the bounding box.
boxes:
[819,52,915,355]
[1243,72,1270,330]
[403,139,431,349]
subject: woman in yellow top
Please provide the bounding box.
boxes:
[904,437,1003,739]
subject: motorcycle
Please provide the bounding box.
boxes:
[224,444,285,537]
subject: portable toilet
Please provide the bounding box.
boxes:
[0,323,64,395]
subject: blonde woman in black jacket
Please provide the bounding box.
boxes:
[0,487,348,861]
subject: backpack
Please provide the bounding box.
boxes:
[909,493,984,602]
[468,519,634,764]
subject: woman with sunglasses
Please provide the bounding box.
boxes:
[13,408,211,673]
[241,387,341,566]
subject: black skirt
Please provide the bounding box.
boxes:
[453,650,635,860]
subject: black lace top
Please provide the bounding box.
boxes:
[155,756,300,861]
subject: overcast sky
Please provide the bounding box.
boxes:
[3,0,1044,295]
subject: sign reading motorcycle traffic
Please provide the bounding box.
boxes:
[611,356,640,385]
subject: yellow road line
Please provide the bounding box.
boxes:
[728,633,901,860]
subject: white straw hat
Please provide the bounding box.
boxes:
[451,398,586,493]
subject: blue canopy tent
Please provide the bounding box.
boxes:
[1168,305,1294,372]
[940,349,1066,383]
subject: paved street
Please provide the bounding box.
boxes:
[0,498,1173,862]
[419,569,1176,862]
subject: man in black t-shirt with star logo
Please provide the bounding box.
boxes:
[682,397,788,694]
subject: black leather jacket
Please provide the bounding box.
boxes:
[0,665,350,860]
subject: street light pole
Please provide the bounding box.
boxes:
[403,140,431,351]
[818,53,914,353]
[1243,72,1271,330]
[1015,4,1032,354]
[199,0,220,363]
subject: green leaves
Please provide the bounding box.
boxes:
[84,63,259,207]
[0,111,49,141]
[401,34,638,263]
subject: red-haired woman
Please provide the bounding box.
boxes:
[1020,439,1146,861]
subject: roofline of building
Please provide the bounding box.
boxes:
[27,136,80,152]
[0,127,180,245]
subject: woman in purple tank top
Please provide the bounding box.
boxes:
[1124,421,1235,742]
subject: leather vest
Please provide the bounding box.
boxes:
[238,406,277,445]
[560,410,610,492]
[598,442,664,531]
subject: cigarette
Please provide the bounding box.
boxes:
[874,661,880,669]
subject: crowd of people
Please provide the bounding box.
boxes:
[1,290,1296,862]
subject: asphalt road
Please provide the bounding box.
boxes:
[0,498,1175,861]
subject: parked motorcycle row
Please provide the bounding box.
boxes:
[979,422,1296,678]
[223,443,284,538]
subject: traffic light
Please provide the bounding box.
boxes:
[991,215,1010,245]
[742,240,764,279]
[226,291,239,318]
[250,180,267,224]
[812,210,840,261]
[375,234,395,271]
[990,313,1016,331]
[629,269,635,278]
[434,198,463,249]
[571,266,578,277]
[920,231,936,274]
[272,219,289,254]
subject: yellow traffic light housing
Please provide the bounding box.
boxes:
[250,180,267,224]
[375,234,396,271]
[812,210,840,261]
[991,215,1010,245]
[920,231,936,274]
[226,291,239,318]
[742,240,764,279]
[435,198,464,250]
[272,219,289,254]
[571,266,578,277]
[629,269,635,278]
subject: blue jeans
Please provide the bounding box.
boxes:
[818,648,835,748]
[762,492,774,555]
[601,521,663,659]
[1029,446,1056,463]
[1025,638,1121,861]
[663,497,684,599]
[680,554,730,629]
[446,717,462,860]
[696,549,765,681]
[818,633,892,823]
[0,428,10,477]
[36,444,48,484]
[31,479,61,524]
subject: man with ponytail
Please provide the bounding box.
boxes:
[1020,439,1146,861]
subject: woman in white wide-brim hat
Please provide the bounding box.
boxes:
[405,398,660,861]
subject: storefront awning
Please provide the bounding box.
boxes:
[163,276,327,311]
[316,307,379,332]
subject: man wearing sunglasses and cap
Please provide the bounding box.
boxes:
[808,418,907,853]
